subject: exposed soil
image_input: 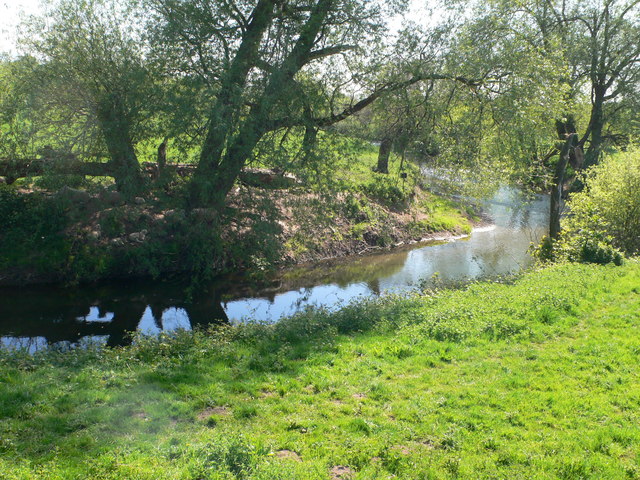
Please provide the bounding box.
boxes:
[330,465,356,480]
[197,407,230,421]
[275,450,302,462]
[0,182,488,286]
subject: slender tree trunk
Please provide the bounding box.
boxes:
[550,134,575,239]
[96,95,143,196]
[157,138,168,172]
[376,137,392,174]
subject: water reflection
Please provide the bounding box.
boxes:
[0,187,548,352]
[0,283,230,352]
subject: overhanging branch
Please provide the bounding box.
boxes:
[267,72,488,131]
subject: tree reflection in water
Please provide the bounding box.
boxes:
[0,280,230,352]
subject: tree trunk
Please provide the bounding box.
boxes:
[189,0,278,207]
[190,0,334,209]
[550,134,575,239]
[301,125,318,164]
[157,138,168,172]
[584,88,606,168]
[376,137,392,174]
[96,95,143,196]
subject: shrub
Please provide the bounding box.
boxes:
[360,175,408,207]
[567,150,640,256]
[534,232,624,266]
[0,186,70,272]
[535,149,640,264]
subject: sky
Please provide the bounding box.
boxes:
[0,0,438,56]
[0,0,42,55]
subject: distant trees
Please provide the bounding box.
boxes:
[0,56,41,161]
[361,81,444,175]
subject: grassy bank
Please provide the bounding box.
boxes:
[0,147,472,285]
[1,261,639,479]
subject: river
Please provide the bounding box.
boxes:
[0,187,548,353]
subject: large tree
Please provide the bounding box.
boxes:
[22,0,159,195]
[444,0,640,237]
[485,0,640,164]
[148,0,452,207]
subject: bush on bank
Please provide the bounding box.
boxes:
[536,149,640,265]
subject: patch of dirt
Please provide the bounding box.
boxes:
[330,465,356,480]
[274,187,484,266]
[419,439,436,450]
[275,450,302,462]
[197,406,230,420]
[392,445,411,455]
[352,393,366,400]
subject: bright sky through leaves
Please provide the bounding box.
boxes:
[0,0,436,56]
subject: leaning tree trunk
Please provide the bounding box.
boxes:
[96,95,143,196]
[190,0,333,209]
[189,0,278,208]
[376,137,392,174]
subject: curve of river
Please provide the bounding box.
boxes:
[0,187,548,353]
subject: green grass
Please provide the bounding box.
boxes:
[336,149,422,207]
[2,261,639,479]
[337,148,472,234]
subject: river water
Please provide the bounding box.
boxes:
[0,187,548,353]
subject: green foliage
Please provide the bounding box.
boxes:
[0,186,70,273]
[360,176,407,207]
[0,57,45,159]
[567,150,640,256]
[535,149,640,265]
[33,174,90,191]
[534,233,625,266]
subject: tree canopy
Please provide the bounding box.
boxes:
[1,0,638,205]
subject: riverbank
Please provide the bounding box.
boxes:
[0,151,475,286]
[1,261,638,479]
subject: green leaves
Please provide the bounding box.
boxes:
[540,149,640,264]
